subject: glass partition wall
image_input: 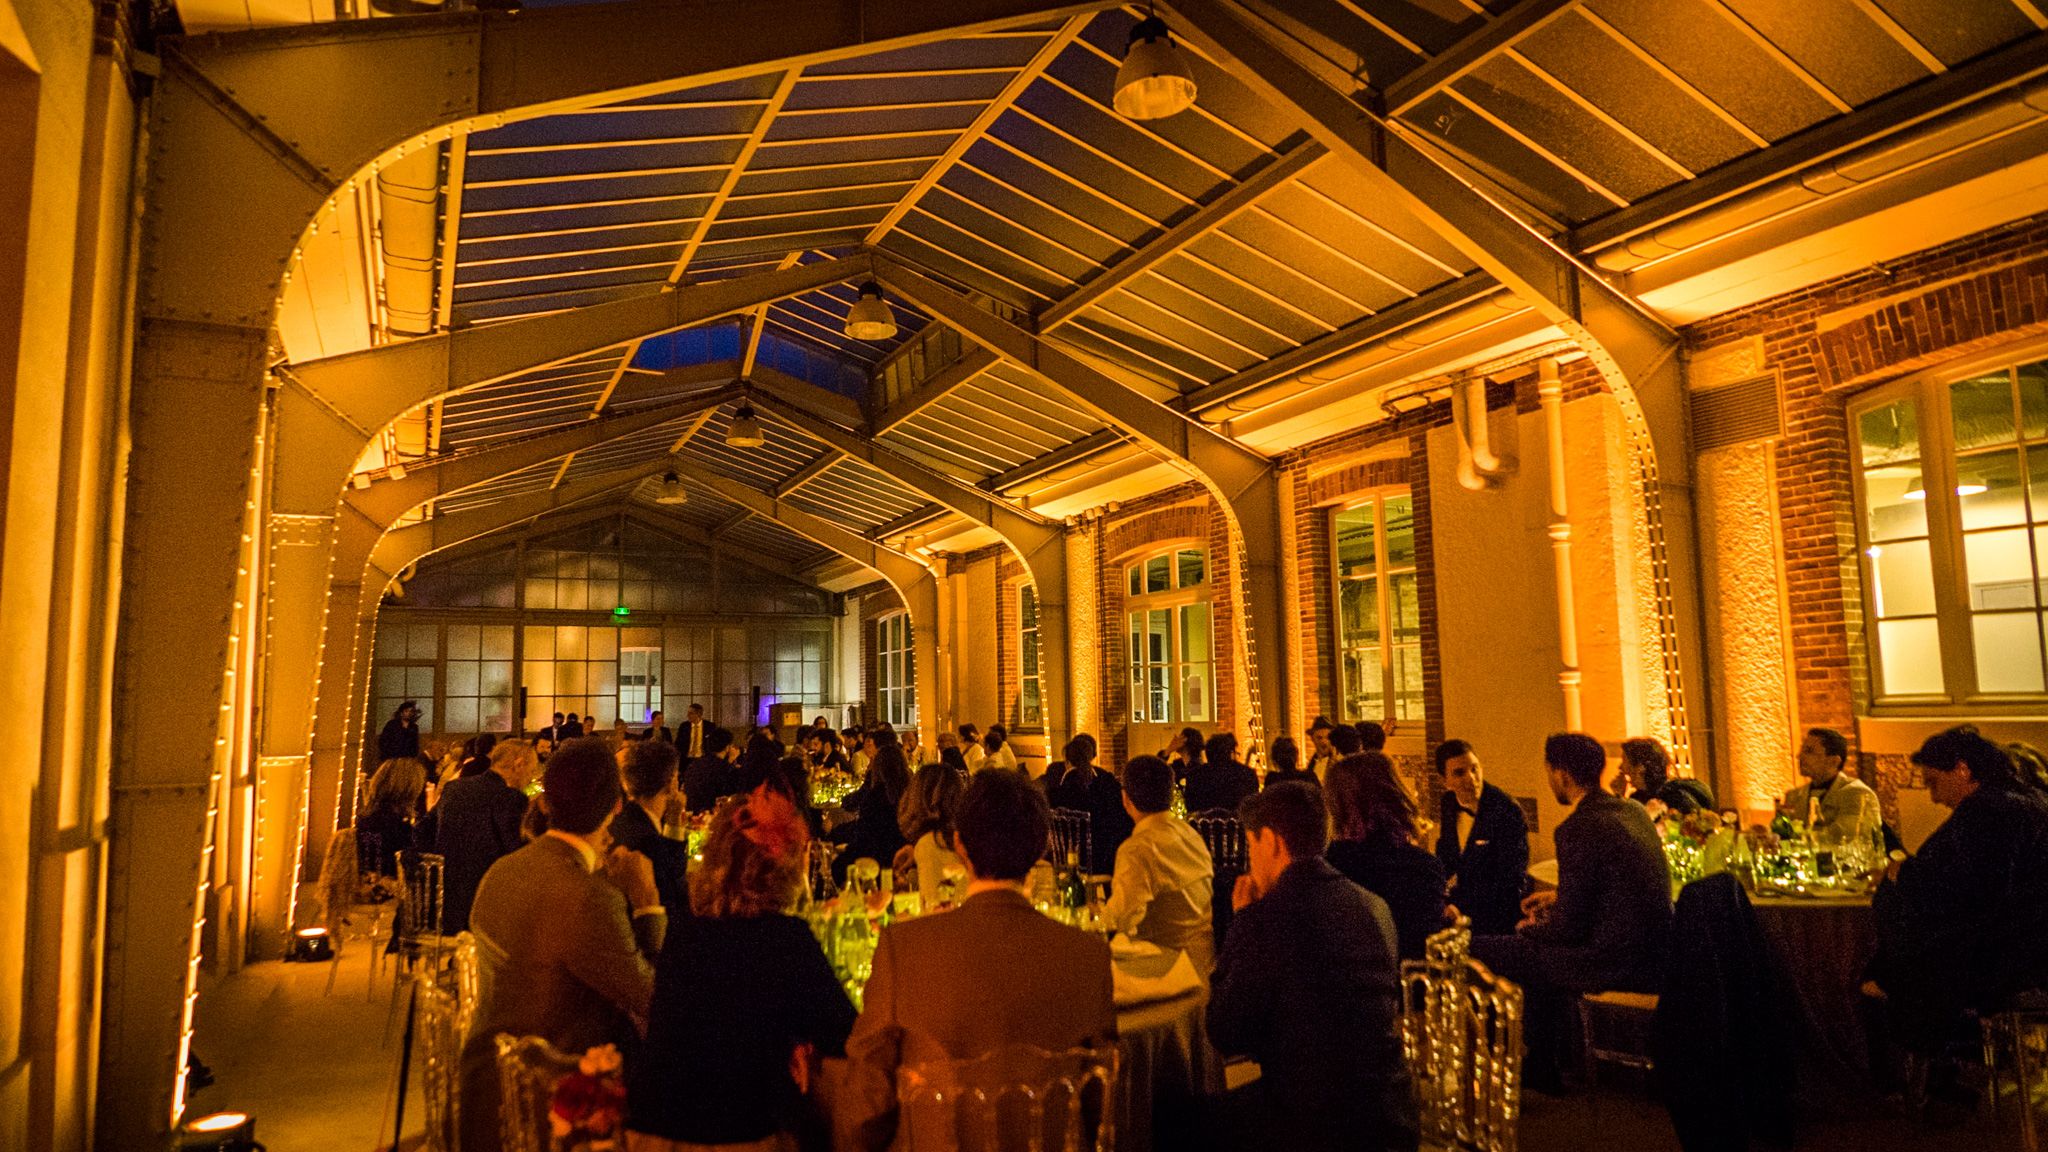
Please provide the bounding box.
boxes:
[368,515,837,740]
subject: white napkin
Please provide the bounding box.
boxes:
[1114,950,1201,1008]
[1110,934,1162,961]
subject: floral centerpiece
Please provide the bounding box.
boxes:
[549,1044,626,1150]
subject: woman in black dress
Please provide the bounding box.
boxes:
[1043,734,1131,876]
[628,787,856,1150]
[355,757,425,878]
[1323,752,1449,960]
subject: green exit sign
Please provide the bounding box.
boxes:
[613,605,630,619]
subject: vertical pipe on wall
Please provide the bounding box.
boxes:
[1538,358,1583,731]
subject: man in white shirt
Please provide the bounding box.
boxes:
[1105,754,1216,973]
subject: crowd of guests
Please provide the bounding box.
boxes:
[344,692,2048,1150]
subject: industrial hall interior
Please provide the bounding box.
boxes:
[12,0,2048,1150]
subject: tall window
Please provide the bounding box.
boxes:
[373,622,439,734]
[1126,548,1213,724]
[1333,494,1424,724]
[442,624,515,733]
[876,612,915,727]
[1853,351,2048,703]
[1018,583,1042,728]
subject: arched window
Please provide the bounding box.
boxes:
[1125,547,1213,725]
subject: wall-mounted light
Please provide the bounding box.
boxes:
[1114,13,1198,120]
[844,281,898,341]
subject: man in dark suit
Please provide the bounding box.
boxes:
[639,708,674,744]
[680,702,714,759]
[429,739,533,933]
[1209,780,1417,1152]
[1433,739,1531,936]
[1472,732,1672,1091]
[539,711,569,745]
[562,711,585,738]
[840,769,1116,1151]
[681,725,739,813]
[614,737,691,915]
[459,737,665,1152]
[1184,732,1258,814]
[377,700,421,764]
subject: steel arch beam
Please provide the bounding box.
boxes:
[112,4,1106,1140]
[1167,0,1699,771]
[744,371,1073,751]
[870,257,1290,745]
[665,465,943,750]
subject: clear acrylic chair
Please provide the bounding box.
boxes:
[896,1042,1121,1152]
[1048,808,1092,871]
[414,974,463,1152]
[1402,921,1522,1152]
[1984,1006,2048,1150]
[494,1033,582,1152]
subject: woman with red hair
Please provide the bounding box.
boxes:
[626,787,855,1151]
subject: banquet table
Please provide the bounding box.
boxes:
[1113,948,1223,1152]
[1749,894,1880,1111]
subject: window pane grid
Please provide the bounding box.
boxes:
[1333,496,1425,727]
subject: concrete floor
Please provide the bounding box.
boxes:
[190,944,424,1152]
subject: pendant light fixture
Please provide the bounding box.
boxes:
[726,403,765,448]
[844,280,899,341]
[655,471,689,504]
[1114,11,1198,121]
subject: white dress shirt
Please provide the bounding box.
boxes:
[1104,811,1215,973]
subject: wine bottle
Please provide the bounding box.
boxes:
[1059,848,1087,913]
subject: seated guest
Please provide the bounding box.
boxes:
[1306,717,1337,780]
[982,723,1019,774]
[1325,753,1449,960]
[841,769,1116,1151]
[456,732,497,780]
[1432,739,1530,936]
[356,758,425,879]
[939,744,969,777]
[563,712,585,738]
[1104,755,1215,973]
[628,788,856,1150]
[957,722,985,773]
[1781,726,1882,839]
[681,725,739,813]
[1165,726,1205,784]
[614,738,691,917]
[1044,734,1132,876]
[1186,732,1258,815]
[833,743,911,884]
[1209,782,1417,1152]
[1619,736,1714,815]
[1471,733,1671,1092]
[1328,722,1364,762]
[1264,736,1317,787]
[1872,727,2048,1062]
[805,726,849,775]
[461,737,665,1152]
[431,738,536,933]
[640,708,672,744]
[1354,720,1388,754]
[897,761,966,908]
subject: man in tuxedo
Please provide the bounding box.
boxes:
[377,700,421,764]
[1471,733,1671,1091]
[1432,739,1530,936]
[431,739,534,933]
[681,725,740,813]
[840,770,1116,1151]
[614,738,690,915]
[562,712,585,738]
[539,711,568,745]
[640,708,674,744]
[460,737,665,1152]
[1209,781,1417,1152]
[680,702,714,759]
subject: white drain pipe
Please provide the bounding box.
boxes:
[1537,358,1582,730]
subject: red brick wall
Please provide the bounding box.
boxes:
[1685,212,2048,759]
